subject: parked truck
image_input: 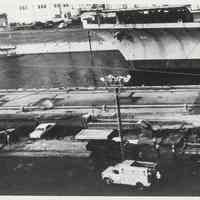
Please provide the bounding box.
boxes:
[101,160,162,190]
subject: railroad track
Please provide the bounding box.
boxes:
[0,103,195,110]
[1,85,200,93]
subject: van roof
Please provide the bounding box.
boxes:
[116,160,157,169]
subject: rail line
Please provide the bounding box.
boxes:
[1,85,200,93]
[0,103,196,111]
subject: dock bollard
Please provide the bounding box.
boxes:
[184,104,188,113]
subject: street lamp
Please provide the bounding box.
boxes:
[100,74,131,161]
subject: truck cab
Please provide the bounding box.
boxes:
[101,160,161,189]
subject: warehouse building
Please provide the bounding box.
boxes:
[0,0,199,24]
[0,0,95,24]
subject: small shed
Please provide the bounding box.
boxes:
[192,10,200,22]
[0,13,8,27]
[75,129,117,141]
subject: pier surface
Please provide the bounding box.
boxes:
[0,86,200,195]
[0,86,200,126]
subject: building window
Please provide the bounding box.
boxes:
[122,4,127,9]
[55,14,61,18]
[54,4,61,8]
[38,4,47,9]
[19,5,28,11]
[63,4,69,7]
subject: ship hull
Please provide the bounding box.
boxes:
[0,28,200,87]
[0,51,200,88]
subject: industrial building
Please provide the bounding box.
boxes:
[6,0,84,24]
[0,0,200,24]
[0,13,8,27]
[0,0,111,24]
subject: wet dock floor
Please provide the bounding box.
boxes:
[0,155,199,196]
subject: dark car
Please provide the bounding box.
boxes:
[32,21,45,29]
[44,21,55,29]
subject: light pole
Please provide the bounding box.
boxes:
[100,74,131,161]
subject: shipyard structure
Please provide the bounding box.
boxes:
[0,4,200,86]
[1,4,200,195]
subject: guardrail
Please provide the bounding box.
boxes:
[0,103,195,111]
[1,85,200,93]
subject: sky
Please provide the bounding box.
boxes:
[0,0,200,17]
[0,0,200,6]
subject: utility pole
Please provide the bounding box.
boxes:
[100,74,131,161]
[88,30,97,86]
[88,30,93,58]
[115,87,125,161]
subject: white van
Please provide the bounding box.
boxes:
[101,160,162,189]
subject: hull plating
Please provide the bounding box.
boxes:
[0,28,200,87]
[0,51,200,88]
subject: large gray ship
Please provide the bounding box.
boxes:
[1,4,200,88]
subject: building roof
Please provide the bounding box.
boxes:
[75,129,115,140]
[82,4,191,14]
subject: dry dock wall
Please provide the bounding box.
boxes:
[4,28,200,61]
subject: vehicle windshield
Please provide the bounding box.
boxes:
[113,169,119,174]
[36,128,45,131]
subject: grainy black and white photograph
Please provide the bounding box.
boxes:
[0,0,200,197]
